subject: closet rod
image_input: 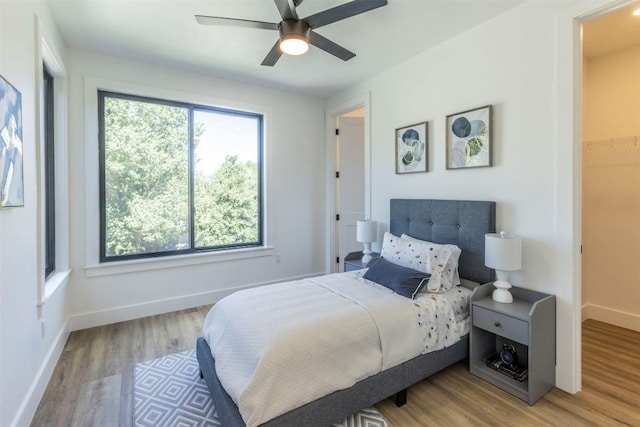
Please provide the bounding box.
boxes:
[585,135,639,149]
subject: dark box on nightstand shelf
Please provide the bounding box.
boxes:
[486,354,528,382]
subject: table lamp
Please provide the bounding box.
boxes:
[484,231,522,303]
[356,220,377,264]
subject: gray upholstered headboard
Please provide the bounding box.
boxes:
[389,199,496,284]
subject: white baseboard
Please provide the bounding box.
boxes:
[68,272,324,331]
[12,319,70,427]
[582,303,640,332]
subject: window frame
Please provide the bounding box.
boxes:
[43,64,56,278]
[97,90,264,263]
[39,34,72,304]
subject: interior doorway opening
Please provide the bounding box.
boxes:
[581,1,640,333]
[324,94,371,274]
[335,108,365,272]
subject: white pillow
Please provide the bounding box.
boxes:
[380,232,452,292]
[401,234,462,290]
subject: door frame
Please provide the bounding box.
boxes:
[556,0,636,393]
[324,93,371,273]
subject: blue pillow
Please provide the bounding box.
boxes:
[363,257,431,299]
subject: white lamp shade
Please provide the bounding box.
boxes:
[356,220,377,243]
[485,232,522,271]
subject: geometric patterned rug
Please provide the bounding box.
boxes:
[133,349,392,427]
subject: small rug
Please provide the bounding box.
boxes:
[134,349,392,427]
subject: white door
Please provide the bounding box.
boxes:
[336,115,365,272]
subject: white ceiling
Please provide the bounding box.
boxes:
[46,0,525,97]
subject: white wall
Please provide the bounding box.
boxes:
[66,50,326,330]
[583,45,640,141]
[327,1,577,392]
[582,45,640,331]
[0,2,69,426]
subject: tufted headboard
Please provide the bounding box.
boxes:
[389,199,496,284]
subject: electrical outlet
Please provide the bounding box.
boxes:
[274,254,281,263]
[41,320,46,337]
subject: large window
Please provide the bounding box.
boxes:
[98,91,263,262]
[43,64,56,278]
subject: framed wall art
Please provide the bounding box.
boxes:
[446,105,492,170]
[0,74,24,207]
[395,121,427,174]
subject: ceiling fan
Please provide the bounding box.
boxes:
[195,0,388,66]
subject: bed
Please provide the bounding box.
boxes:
[196,199,496,426]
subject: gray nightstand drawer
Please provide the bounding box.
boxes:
[473,306,529,345]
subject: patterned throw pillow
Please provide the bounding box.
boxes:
[380,232,453,292]
[401,234,462,288]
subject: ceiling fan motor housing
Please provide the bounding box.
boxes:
[279,19,310,41]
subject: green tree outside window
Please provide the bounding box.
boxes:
[101,92,261,261]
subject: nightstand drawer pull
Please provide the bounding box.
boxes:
[472,306,529,345]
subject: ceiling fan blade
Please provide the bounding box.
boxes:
[274,0,299,21]
[195,15,279,31]
[261,40,283,66]
[308,31,355,61]
[304,0,387,29]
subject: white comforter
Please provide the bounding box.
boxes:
[202,271,457,426]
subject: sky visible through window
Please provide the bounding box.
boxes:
[194,110,259,176]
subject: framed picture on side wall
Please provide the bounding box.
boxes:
[446,105,492,170]
[0,74,24,207]
[395,121,428,174]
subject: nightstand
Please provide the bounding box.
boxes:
[344,251,379,272]
[470,283,556,405]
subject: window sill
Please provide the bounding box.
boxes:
[40,269,72,306]
[84,245,275,278]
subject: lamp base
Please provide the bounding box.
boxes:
[492,280,513,303]
[361,242,372,264]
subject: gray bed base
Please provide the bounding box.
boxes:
[196,199,496,426]
[196,335,468,426]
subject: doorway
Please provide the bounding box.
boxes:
[335,109,365,272]
[324,93,371,274]
[581,2,640,332]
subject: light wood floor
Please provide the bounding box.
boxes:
[31,306,211,427]
[32,311,639,426]
[379,320,640,426]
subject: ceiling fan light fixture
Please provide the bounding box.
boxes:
[280,34,309,55]
[278,19,310,56]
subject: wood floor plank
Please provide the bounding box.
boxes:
[31,311,640,427]
[70,374,121,427]
[119,367,134,427]
[31,337,91,427]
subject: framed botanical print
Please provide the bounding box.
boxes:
[395,121,427,174]
[446,105,492,170]
[0,74,24,207]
